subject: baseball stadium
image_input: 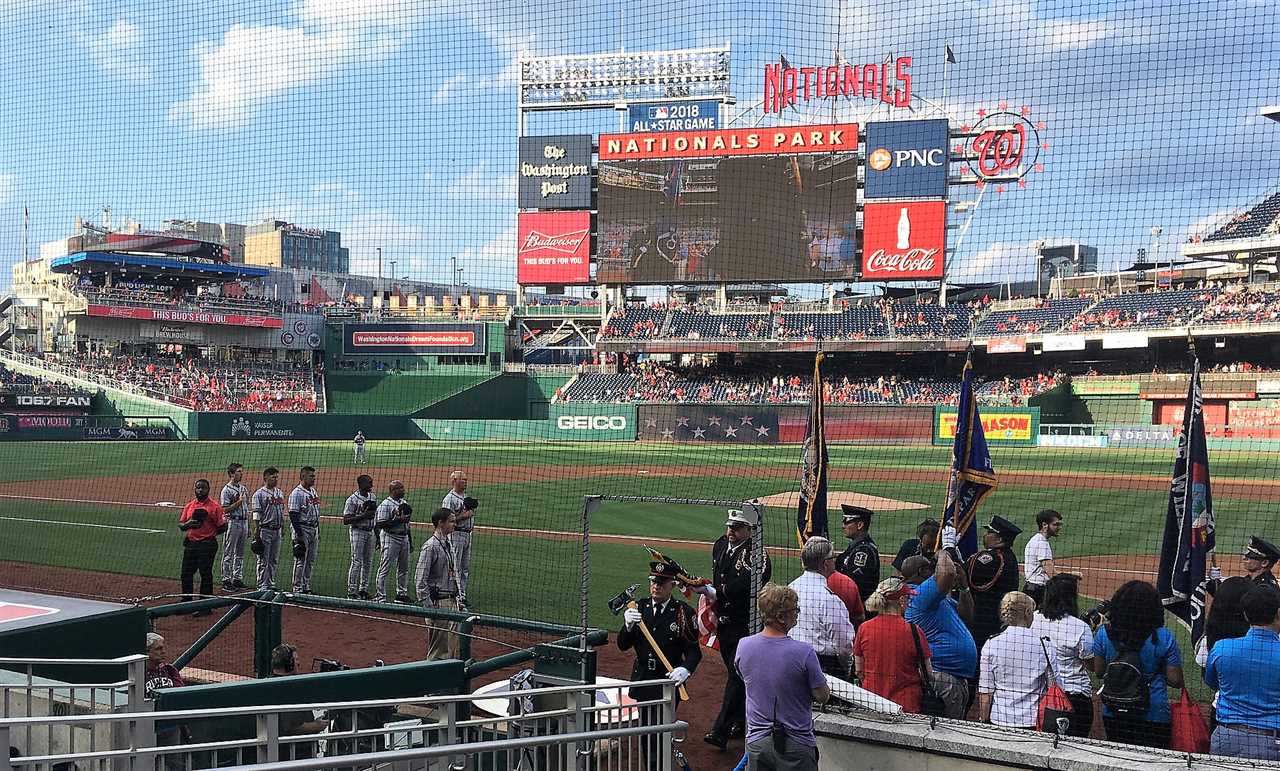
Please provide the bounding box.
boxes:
[1,1,1280,769]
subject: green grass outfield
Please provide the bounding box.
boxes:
[2,439,1279,633]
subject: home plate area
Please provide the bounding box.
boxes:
[756,490,929,511]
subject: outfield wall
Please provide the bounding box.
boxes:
[416,404,636,441]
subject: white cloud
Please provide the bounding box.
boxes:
[297,0,411,29]
[952,240,1039,283]
[0,173,15,205]
[432,73,467,104]
[450,225,517,286]
[1042,19,1112,52]
[446,163,515,200]
[78,18,151,83]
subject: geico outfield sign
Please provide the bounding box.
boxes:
[556,415,629,431]
[933,406,1040,446]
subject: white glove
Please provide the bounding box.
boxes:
[624,608,642,629]
[941,525,958,549]
[1209,566,1222,581]
[668,666,691,685]
[693,584,717,601]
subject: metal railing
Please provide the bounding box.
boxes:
[0,679,683,771]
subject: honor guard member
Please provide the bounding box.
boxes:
[288,466,322,594]
[835,505,880,603]
[250,467,286,591]
[1243,536,1280,589]
[965,515,1022,653]
[416,508,461,660]
[343,474,378,599]
[219,463,250,591]
[705,508,772,751]
[353,430,367,465]
[374,480,414,604]
[618,561,701,770]
[441,470,474,605]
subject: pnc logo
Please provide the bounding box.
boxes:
[869,147,945,172]
[556,416,628,431]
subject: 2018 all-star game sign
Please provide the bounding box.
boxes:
[517,211,592,285]
[862,201,946,280]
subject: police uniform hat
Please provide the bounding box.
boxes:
[983,515,1022,543]
[648,561,680,582]
[725,508,758,528]
[1244,536,1280,564]
[840,505,873,525]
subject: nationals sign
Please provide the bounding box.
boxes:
[861,201,945,280]
[86,304,283,328]
[599,124,857,161]
[517,211,592,285]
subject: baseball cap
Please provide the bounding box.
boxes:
[725,508,758,528]
[901,555,935,581]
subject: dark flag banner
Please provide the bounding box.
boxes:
[941,354,997,558]
[1157,356,1215,647]
[796,352,829,545]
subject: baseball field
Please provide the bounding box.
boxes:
[2,438,1279,635]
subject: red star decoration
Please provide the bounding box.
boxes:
[975,180,987,189]
[998,101,1008,110]
[1017,178,1028,189]
[1035,121,1046,131]
[953,144,965,154]
[1034,163,1045,173]
[976,108,987,117]
[1041,142,1050,150]
[1021,105,1032,116]
[996,185,1006,194]
[960,124,971,132]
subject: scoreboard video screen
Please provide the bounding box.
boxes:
[596,154,858,284]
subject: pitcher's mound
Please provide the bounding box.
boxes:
[757,490,929,512]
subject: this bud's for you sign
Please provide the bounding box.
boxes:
[517,211,592,285]
[861,201,946,280]
[518,135,593,210]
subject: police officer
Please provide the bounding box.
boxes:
[705,508,772,751]
[1242,536,1280,589]
[835,505,880,603]
[618,561,701,770]
[965,515,1022,653]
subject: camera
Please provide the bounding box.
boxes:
[313,657,349,673]
[1083,600,1112,627]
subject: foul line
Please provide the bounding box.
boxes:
[0,493,173,508]
[0,516,166,534]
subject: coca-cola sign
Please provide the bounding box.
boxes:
[517,211,592,285]
[861,201,946,280]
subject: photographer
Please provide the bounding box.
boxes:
[416,508,460,660]
[178,479,227,610]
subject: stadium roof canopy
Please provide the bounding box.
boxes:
[51,252,271,280]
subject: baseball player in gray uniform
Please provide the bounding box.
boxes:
[250,467,286,590]
[442,470,474,605]
[289,466,322,594]
[373,480,414,604]
[353,431,367,465]
[343,474,378,600]
[219,462,250,591]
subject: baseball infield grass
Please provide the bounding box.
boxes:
[2,439,1279,632]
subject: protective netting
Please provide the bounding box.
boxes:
[2,0,1280,764]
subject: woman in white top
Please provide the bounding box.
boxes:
[1030,574,1095,737]
[978,592,1046,729]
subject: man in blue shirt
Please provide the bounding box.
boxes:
[904,549,976,718]
[1205,586,1280,760]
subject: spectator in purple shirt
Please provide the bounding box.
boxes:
[735,583,831,771]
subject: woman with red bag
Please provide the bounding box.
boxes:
[853,578,932,714]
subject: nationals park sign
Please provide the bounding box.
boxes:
[599,123,858,161]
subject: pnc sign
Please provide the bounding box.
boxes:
[861,201,946,280]
[864,119,950,199]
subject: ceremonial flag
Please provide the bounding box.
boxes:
[797,352,829,545]
[1157,355,1215,647]
[941,354,997,558]
[945,44,957,64]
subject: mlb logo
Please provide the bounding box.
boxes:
[651,106,669,120]
[0,602,59,625]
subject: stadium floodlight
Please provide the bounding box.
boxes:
[520,46,730,110]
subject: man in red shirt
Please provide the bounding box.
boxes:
[179,479,227,614]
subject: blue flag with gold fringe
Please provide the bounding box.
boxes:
[942,354,997,558]
[797,352,828,544]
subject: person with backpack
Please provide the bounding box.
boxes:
[1091,580,1184,748]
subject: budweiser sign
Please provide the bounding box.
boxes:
[517,211,592,285]
[861,201,946,280]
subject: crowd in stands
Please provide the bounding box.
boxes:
[0,362,81,394]
[73,280,291,316]
[43,351,319,412]
[1199,287,1280,326]
[559,361,1058,406]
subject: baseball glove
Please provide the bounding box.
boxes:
[250,538,264,555]
[463,496,479,511]
[362,499,378,513]
[292,541,307,559]
[192,508,208,522]
[397,502,413,518]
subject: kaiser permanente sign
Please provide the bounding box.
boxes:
[933,406,1040,447]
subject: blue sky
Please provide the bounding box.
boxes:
[0,0,1277,295]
